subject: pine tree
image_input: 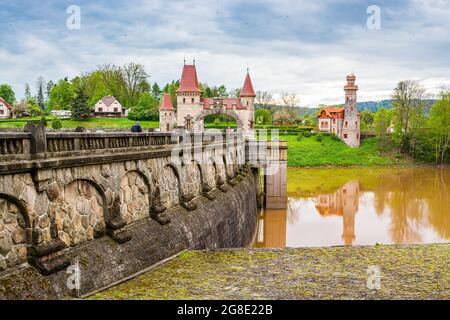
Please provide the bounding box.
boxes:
[36,77,46,111]
[71,86,91,120]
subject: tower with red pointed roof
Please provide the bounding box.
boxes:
[159,93,176,132]
[162,60,257,133]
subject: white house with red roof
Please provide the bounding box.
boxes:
[0,97,13,119]
[160,62,256,133]
[317,74,360,148]
[94,95,128,117]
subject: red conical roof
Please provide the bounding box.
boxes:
[240,72,256,97]
[160,93,174,110]
[176,64,202,93]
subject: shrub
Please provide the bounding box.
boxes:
[40,116,48,127]
[331,134,341,141]
[296,132,303,141]
[315,133,323,142]
[303,131,312,138]
[52,117,63,129]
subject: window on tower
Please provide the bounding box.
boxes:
[183,98,186,103]
[191,98,195,103]
[344,121,348,128]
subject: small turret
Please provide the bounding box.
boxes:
[239,70,256,131]
[159,93,176,132]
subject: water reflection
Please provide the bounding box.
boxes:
[254,167,450,247]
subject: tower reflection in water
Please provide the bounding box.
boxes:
[315,181,359,245]
[254,181,360,247]
[254,168,449,248]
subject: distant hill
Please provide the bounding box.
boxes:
[357,100,393,112]
[256,99,437,117]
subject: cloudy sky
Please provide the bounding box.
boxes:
[1,0,450,106]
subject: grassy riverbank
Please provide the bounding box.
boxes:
[89,244,449,300]
[283,135,410,167]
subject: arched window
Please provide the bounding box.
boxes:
[344,121,348,128]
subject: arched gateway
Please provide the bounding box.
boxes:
[159,63,256,133]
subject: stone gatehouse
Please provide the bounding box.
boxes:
[160,63,256,133]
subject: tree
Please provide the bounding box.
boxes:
[255,108,272,125]
[47,79,74,110]
[151,82,162,100]
[71,86,91,120]
[46,80,54,100]
[374,108,391,154]
[26,98,43,116]
[360,110,374,129]
[127,92,159,121]
[429,91,450,164]
[273,108,292,125]
[36,76,46,111]
[24,83,32,100]
[0,84,16,105]
[121,62,150,108]
[256,91,273,109]
[229,88,241,98]
[281,92,299,108]
[391,80,427,150]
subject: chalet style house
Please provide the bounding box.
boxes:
[0,97,13,119]
[94,96,128,117]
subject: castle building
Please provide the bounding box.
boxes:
[159,62,256,133]
[317,74,360,148]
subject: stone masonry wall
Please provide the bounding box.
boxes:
[0,139,256,299]
[0,171,257,299]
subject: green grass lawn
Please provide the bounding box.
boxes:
[0,117,409,167]
[0,117,159,129]
[282,134,410,167]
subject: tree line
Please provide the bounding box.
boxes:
[366,81,449,164]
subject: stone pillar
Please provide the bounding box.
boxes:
[264,161,287,209]
[24,122,47,158]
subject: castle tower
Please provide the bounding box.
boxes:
[175,62,202,132]
[341,74,360,148]
[239,70,256,131]
[159,93,176,132]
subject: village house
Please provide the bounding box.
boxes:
[160,62,256,133]
[0,97,13,119]
[317,74,360,148]
[94,96,128,117]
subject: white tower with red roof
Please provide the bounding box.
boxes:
[341,74,360,148]
[159,93,176,132]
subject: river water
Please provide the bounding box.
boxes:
[254,167,450,248]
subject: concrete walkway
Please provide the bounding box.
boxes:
[90,244,449,300]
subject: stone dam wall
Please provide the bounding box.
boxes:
[0,127,258,299]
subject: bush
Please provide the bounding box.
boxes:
[331,134,341,141]
[40,116,48,127]
[52,117,63,129]
[296,132,303,141]
[303,131,312,138]
[315,133,323,142]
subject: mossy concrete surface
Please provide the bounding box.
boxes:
[90,243,449,300]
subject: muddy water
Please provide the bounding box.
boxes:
[254,167,450,247]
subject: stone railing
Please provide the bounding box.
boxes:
[0,123,245,170]
[0,132,32,161]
